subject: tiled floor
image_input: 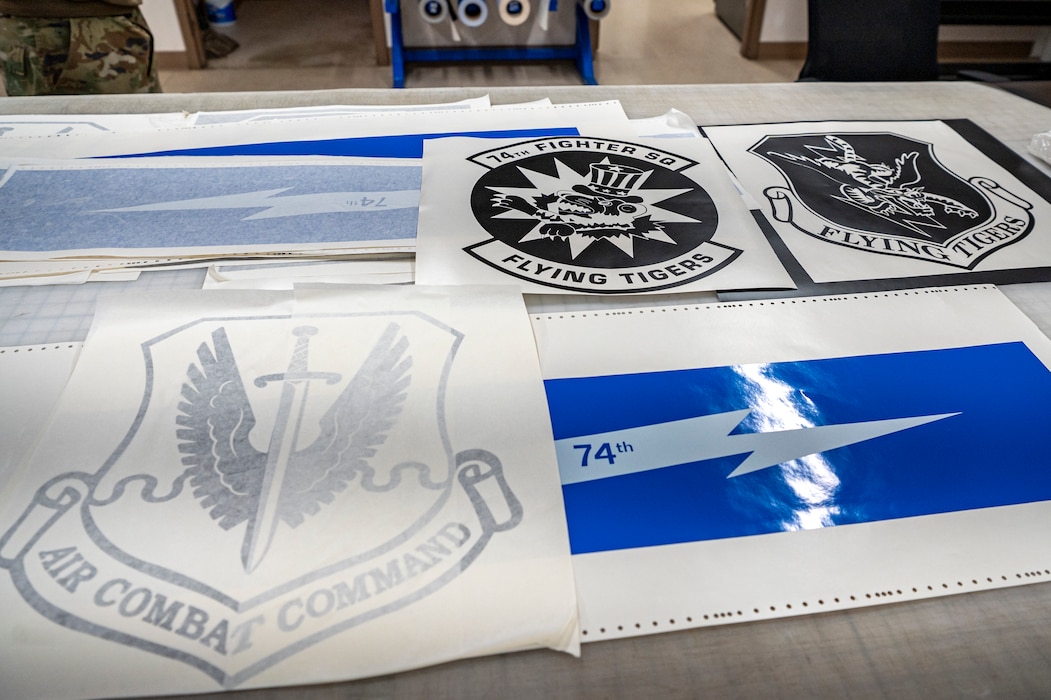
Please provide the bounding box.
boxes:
[159,0,804,93]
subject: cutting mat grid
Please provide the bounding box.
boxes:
[0,269,206,347]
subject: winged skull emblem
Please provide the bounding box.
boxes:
[771,135,979,235]
[176,322,411,573]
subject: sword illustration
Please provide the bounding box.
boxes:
[241,326,341,573]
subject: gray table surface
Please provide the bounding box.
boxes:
[5,82,1051,699]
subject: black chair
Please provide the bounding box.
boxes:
[798,0,941,81]
[940,0,1051,83]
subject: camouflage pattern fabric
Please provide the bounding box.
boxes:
[0,9,160,95]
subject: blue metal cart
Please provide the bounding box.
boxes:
[384,0,599,88]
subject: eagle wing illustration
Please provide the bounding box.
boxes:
[279,322,412,526]
[890,151,922,188]
[176,327,268,530]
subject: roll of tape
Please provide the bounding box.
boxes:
[458,0,488,27]
[537,0,550,30]
[498,0,531,26]
[578,0,611,21]
[419,0,449,23]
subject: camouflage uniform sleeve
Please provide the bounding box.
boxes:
[0,7,159,96]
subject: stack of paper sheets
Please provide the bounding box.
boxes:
[6,94,1051,700]
[0,98,651,286]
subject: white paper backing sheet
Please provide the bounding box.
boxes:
[531,285,1051,641]
[416,135,794,295]
[0,101,633,159]
[0,285,578,700]
[0,343,82,484]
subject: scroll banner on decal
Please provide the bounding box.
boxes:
[459,0,488,27]
[498,0,531,25]
[419,0,449,23]
[763,176,1035,269]
[579,0,611,20]
[0,452,518,687]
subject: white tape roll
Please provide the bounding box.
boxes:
[458,0,488,27]
[418,0,449,23]
[578,0,611,21]
[498,0,531,26]
[537,0,550,30]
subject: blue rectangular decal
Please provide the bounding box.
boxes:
[547,342,1051,555]
[114,127,581,160]
[1,164,421,251]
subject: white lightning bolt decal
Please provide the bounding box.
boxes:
[93,189,419,220]
[555,409,959,485]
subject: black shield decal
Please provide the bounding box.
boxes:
[752,132,994,244]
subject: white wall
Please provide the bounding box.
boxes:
[142,0,186,53]
[759,0,807,43]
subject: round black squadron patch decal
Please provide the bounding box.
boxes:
[465,137,741,293]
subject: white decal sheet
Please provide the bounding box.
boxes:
[531,285,1051,641]
[0,285,578,700]
[0,101,633,160]
[186,96,492,126]
[0,112,193,137]
[201,258,416,289]
[0,98,491,137]
[0,343,82,482]
[704,120,1051,285]
[415,135,794,295]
